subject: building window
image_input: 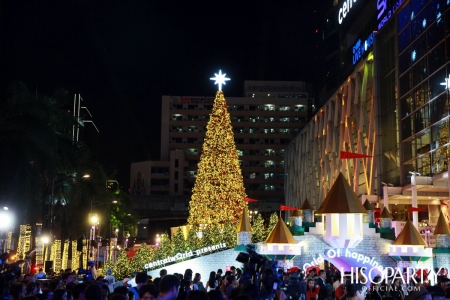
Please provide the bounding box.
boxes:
[237,150,243,156]
[250,173,256,179]
[175,171,178,180]
[174,183,178,192]
[175,159,179,168]
[264,184,275,190]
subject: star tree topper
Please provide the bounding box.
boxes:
[210,70,230,91]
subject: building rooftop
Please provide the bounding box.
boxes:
[289,210,301,217]
[316,173,367,214]
[300,198,313,210]
[265,217,297,244]
[393,220,427,246]
[379,207,392,218]
[363,199,374,211]
[434,208,450,235]
[236,207,252,233]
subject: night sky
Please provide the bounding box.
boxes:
[0,1,325,187]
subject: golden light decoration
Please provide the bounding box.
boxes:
[61,240,69,270]
[17,225,31,260]
[188,91,248,226]
[7,232,12,253]
[53,240,62,273]
[72,240,79,270]
[82,239,88,269]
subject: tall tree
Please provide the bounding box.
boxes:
[154,232,172,260]
[171,227,188,255]
[222,221,236,248]
[130,243,150,273]
[266,213,279,238]
[186,226,200,252]
[188,91,247,226]
[112,250,131,280]
[252,214,266,243]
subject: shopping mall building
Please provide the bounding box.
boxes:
[285,0,450,242]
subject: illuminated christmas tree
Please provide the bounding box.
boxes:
[266,213,278,237]
[130,243,149,273]
[112,250,130,280]
[154,232,172,260]
[186,226,200,251]
[188,71,247,226]
[171,227,188,254]
[222,221,236,247]
[201,223,220,249]
[252,214,266,243]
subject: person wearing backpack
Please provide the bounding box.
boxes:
[131,272,148,300]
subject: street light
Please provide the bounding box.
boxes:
[89,214,99,263]
[0,208,13,253]
[155,234,161,246]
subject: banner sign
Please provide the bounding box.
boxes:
[144,242,227,269]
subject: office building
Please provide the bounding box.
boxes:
[285,0,450,240]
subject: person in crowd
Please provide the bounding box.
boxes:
[160,269,167,278]
[158,275,180,300]
[25,282,40,297]
[370,275,384,300]
[408,287,432,300]
[113,286,129,299]
[101,284,110,300]
[130,272,148,300]
[35,268,47,280]
[104,269,115,294]
[316,270,327,300]
[108,294,127,300]
[334,283,346,300]
[62,273,75,287]
[53,289,68,300]
[390,279,405,300]
[347,284,368,300]
[138,283,158,300]
[224,276,237,298]
[24,274,34,283]
[235,269,242,281]
[216,270,223,288]
[42,289,54,300]
[333,274,341,291]
[207,289,224,300]
[205,272,218,291]
[72,283,87,300]
[186,291,208,300]
[10,282,26,300]
[193,273,205,292]
[306,279,320,300]
[85,284,103,300]
[128,291,135,300]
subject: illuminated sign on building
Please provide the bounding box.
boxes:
[377,0,404,30]
[338,0,358,24]
[352,32,376,65]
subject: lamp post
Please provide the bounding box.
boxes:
[249,210,258,223]
[41,235,50,261]
[89,214,99,265]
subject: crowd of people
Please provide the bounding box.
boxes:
[3,265,450,300]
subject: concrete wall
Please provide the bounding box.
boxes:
[146,233,397,281]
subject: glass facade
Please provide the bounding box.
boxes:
[399,0,450,182]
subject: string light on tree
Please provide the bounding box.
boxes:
[188,71,247,226]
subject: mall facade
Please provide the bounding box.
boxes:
[285,0,450,240]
